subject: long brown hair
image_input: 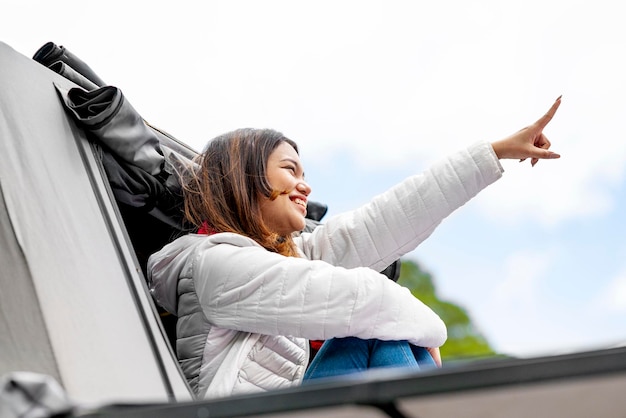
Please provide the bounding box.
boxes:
[183,128,300,257]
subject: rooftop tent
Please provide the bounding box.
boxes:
[4,39,626,418]
[0,41,192,404]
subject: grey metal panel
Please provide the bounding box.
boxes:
[0,41,191,403]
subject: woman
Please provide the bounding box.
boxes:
[148,97,561,399]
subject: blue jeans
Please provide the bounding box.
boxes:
[303,337,436,381]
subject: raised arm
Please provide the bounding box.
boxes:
[297,97,562,271]
[297,141,503,271]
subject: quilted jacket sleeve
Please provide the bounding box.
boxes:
[296,141,503,271]
[190,234,448,348]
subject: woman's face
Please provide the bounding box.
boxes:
[259,142,311,235]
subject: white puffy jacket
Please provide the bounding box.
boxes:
[147,141,503,399]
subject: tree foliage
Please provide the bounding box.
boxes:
[398,259,498,361]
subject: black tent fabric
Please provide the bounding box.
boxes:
[56,84,165,175]
[33,42,106,88]
[48,61,99,91]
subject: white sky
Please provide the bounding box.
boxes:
[3,0,625,358]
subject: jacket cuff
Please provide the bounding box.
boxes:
[468,141,504,184]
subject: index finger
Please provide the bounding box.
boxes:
[534,95,562,129]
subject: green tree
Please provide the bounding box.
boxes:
[397,259,498,361]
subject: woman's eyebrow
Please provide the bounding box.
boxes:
[280,158,301,167]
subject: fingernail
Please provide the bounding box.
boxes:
[556,95,562,101]
[549,152,561,159]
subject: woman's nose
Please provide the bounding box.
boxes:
[297,181,311,196]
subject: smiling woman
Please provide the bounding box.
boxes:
[146,100,562,400]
